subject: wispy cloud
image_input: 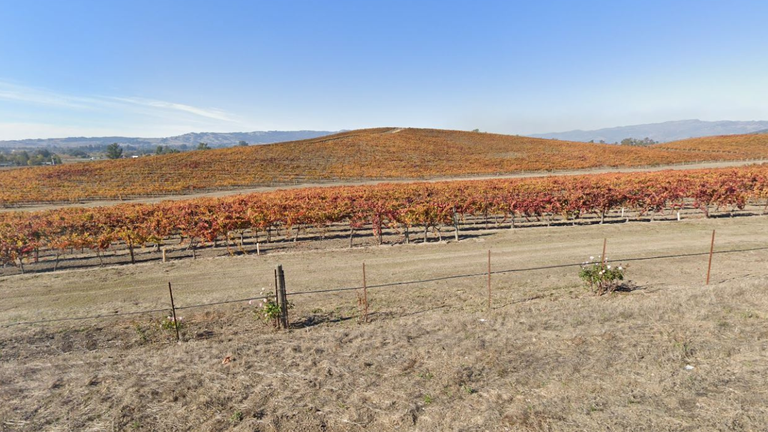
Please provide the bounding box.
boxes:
[0,81,97,110]
[0,80,237,122]
[109,97,235,122]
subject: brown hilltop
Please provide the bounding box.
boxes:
[2,127,768,205]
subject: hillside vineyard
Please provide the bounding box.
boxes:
[1,164,766,271]
[2,128,768,206]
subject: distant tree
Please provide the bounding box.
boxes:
[620,137,658,146]
[106,143,123,159]
[26,149,62,165]
[471,129,480,133]
[14,151,29,166]
[155,145,180,155]
[67,149,90,158]
[238,140,248,146]
[196,142,211,151]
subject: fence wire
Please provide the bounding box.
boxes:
[2,245,767,328]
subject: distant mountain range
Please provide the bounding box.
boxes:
[6,120,768,150]
[0,130,337,149]
[530,120,768,143]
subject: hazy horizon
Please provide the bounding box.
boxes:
[2,0,768,140]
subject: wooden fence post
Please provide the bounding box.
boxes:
[168,282,180,342]
[706,230,716,285]
[276,265,289,329]
[602,238,607,265]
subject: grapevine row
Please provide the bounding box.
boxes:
[1,165,767,273]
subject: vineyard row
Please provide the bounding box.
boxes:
[1,165,767,273]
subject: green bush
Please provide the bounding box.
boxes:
[579,256,626,295]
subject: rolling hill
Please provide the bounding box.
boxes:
[1,127,768,206]
[653,133,768,155]
[531,119,768,143]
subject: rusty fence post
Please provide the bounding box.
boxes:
[706,230,716,285]
[487,250,492,310]
[168,282,180,342]
[359,262,369,323]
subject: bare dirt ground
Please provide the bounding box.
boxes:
[4,159,766,212]
[1,216,768,431]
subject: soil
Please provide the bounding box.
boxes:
[1,216,768,431]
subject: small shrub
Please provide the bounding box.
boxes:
[579,256,626,295]
[251,288,292,328]
[160,315,184,331]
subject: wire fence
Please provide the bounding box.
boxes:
[2,242,766,329]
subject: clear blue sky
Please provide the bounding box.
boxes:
[1,0,767,140]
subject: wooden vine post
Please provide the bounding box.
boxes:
[453,206,460,241]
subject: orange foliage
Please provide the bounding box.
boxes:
[1,128,768,206]
[2,164,768,270]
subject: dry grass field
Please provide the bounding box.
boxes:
[2,216,768,431]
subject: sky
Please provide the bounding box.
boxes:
[1,0,767,140]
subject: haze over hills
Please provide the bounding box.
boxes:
[530,119,768,143]
[5,120,768,149]
[0,130,337,149]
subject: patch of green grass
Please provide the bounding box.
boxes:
[229,411,244,424]
[134,324,149,344]
[417,371,434,380]
[740,311,759,319]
